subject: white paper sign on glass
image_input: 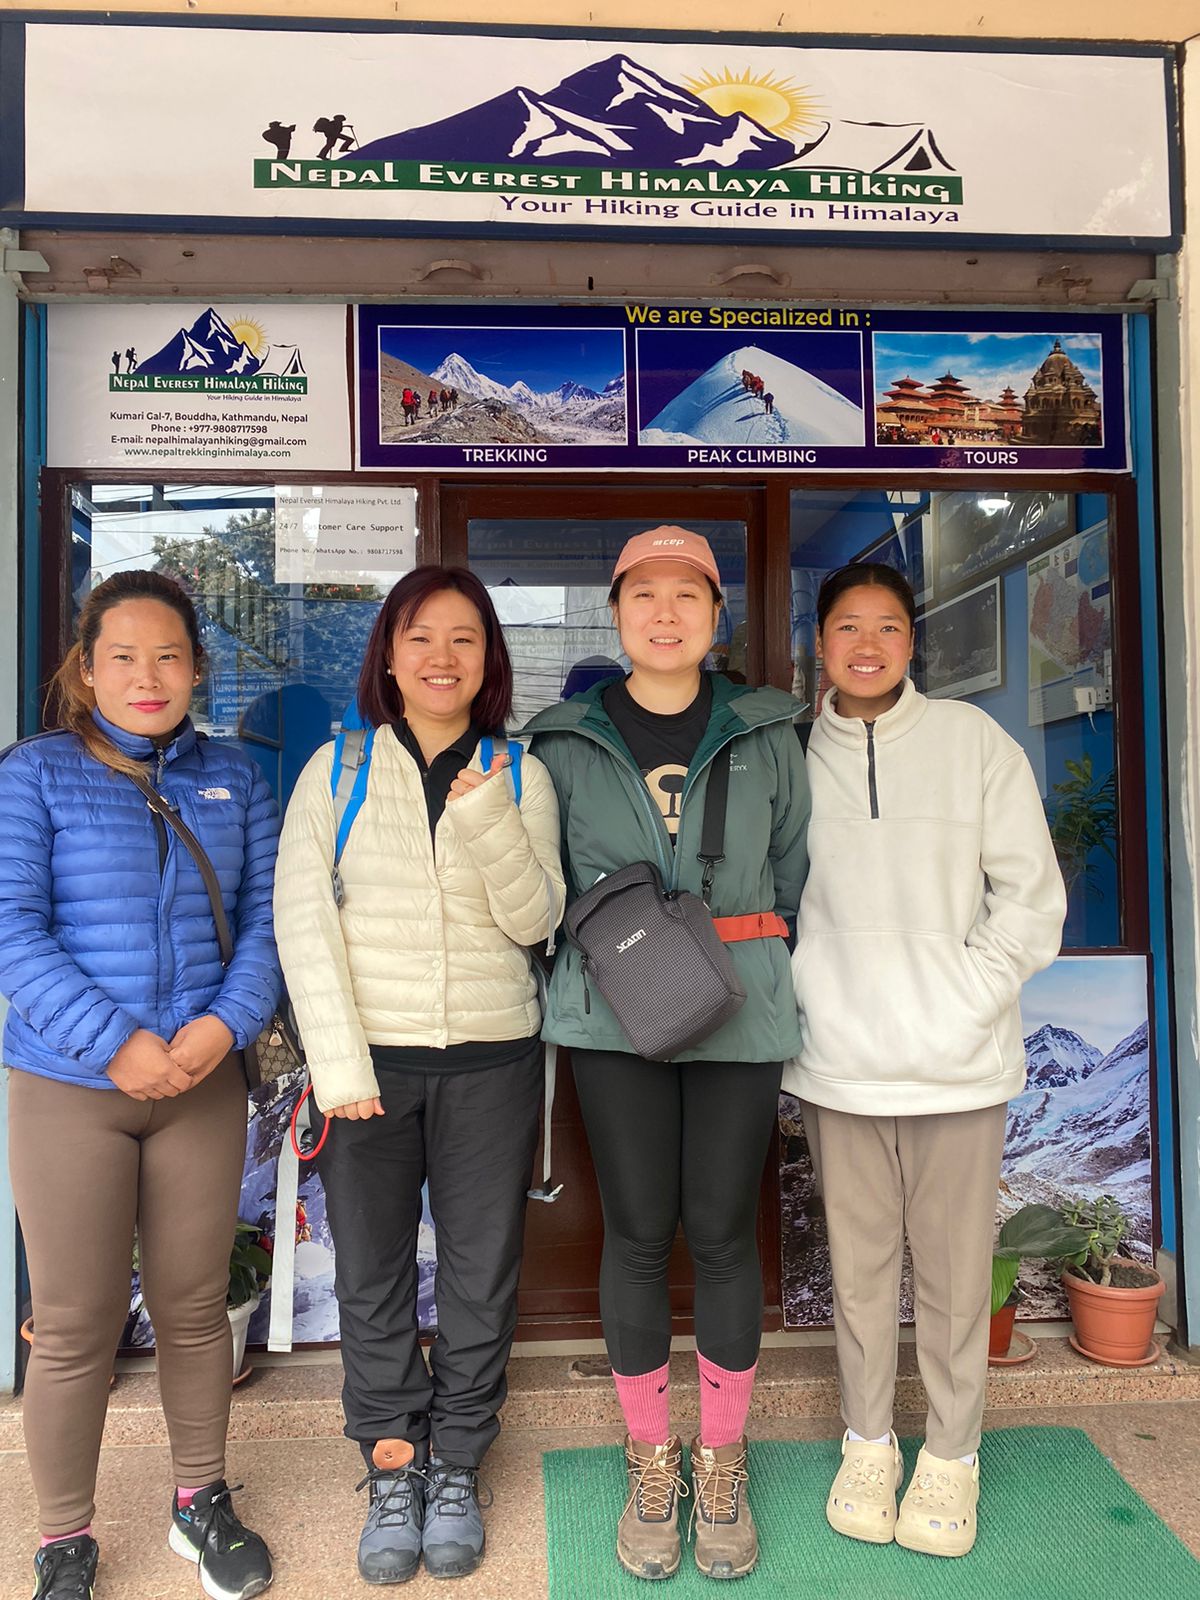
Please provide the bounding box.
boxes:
[275,486,418,586]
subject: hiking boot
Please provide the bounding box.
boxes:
[689,1436,757,1579]
[422,1458,491,1579]
[356,1440,425,1584]
[617,1436,686,1581]
[31,1536,98,1599]
[169,1480,273,1600]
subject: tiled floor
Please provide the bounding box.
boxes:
[2,1399,1197,1598]
[4,1344,1196,1593]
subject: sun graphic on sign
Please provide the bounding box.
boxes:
[227,316,269,358]
[683,68,823,137]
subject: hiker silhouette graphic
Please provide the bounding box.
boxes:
[262,120,296,158]
[313,114,356,158]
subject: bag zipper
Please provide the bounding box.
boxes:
[866,723,879,819]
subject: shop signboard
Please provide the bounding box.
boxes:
[356,305,1128,474]
[8,22,1177,249]
[47,304,351,472]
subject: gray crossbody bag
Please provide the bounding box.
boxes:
[564,750,745,1061]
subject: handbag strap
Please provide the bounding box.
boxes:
[126,769,234,967]
[697,744,732,905]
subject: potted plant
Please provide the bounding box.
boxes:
[989,1203,1091,1361]
[228,1219,273,1382]
[1044,754,1117,900]
[1059,1194,1164,1366]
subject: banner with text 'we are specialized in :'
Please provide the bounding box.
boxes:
[355,304,1128,475]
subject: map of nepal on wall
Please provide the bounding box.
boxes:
[1028,522,1112,726]
[779,954,1151,1329]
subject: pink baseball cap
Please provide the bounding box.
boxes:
[611,526,723,590]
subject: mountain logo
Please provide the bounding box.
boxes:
[109,310,308,394]
[254,53,962,212]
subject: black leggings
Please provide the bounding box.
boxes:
[572,1049,782,1375]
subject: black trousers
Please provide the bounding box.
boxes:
[572,1049,783,1376]
[317,1044,543,1468]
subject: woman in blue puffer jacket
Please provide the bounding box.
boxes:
[0,570,280,1600]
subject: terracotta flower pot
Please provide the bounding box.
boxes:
[988,1302,1017,1359]
[1062,1263,1164,1365]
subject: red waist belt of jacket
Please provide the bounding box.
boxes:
[711,912,790,943]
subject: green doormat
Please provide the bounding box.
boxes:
[543,1428,1198,1599]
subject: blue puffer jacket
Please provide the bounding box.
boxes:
[0,712,281,1088]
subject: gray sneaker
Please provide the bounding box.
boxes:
[422,1458,490,1579]
[355,1466,425,1584]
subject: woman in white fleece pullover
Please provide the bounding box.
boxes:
[786,563,1065,1561]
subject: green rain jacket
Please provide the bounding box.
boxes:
[525,673,811,1063]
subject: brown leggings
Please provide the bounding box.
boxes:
[8,1056,248,1535]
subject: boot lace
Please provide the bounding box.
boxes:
[625,1445,688,1522]
[425,1462,494,1519]
[355,1465,427,1528]
[36,1541,94,1598]
[691,1447,749,1530]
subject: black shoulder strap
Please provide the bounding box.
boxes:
[126,769,234,967]
[697,746,732,904]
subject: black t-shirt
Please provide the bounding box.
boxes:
[373,719,537,1076]
[603,674,712,845]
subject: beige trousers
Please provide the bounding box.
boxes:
[801,1099,1008,1459]
[9,1056,248,1535]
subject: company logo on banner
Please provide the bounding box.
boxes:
[354,305,1129,474]
[108,309,308,396]
[255,53,964,227]
[14,23,1176,246]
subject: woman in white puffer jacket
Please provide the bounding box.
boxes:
[275,566,564,1585]
[787,562,1065,1563]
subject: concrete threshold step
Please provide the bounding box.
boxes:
[4,1337,1197,1453]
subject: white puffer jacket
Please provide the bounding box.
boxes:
[275,730,565,1112]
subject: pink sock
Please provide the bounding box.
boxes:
[612,1361,671,1445]
[697,1354,757,1448]
[40,1528,91,1547]
[176,1486,205,1508]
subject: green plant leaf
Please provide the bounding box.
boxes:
[995,1204,1092,1260]
[991,1256,1020,1317]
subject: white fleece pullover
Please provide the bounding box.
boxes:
[275,732,565,1113]
[784,679,1066,1116]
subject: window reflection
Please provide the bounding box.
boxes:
[790,488,1119,949]
[71,484,399,802]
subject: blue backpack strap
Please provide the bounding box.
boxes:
[330,704,374,906]
[480,735,523,804]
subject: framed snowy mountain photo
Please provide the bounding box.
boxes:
[779,952,1152,1328]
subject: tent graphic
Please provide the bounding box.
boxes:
[788,120,956,174]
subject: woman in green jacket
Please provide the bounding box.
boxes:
[526,528,810,1582]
